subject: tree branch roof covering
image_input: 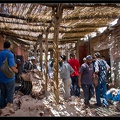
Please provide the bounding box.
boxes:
[0,3,120,45]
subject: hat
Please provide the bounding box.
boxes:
[60,55,66,61]
[30,56,35,60]
[17,59,21,62]
[83,57,86,61]
[94,52,100,58]
[86,55,93,60]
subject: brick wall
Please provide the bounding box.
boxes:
[0,36,29,63]
[0,35,4,51]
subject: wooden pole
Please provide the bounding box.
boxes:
[76,40,80,59]
[39,37,43,72]
[52,4,63,104]
[88,35,91,55]
[44,31,49,92]
[44,23,53,91]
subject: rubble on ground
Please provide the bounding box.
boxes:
[0,74,120,117]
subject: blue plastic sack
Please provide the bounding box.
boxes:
[106,91,113,100]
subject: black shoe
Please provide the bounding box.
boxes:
[102,103,109,108]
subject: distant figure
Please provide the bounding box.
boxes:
[23,56,37,73]
[48,58,54,79]
[15,59,23,83]
[67,53,81,97]
[59,55,74,100]
[20,56,37,95]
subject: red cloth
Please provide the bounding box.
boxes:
[67,58,80,76]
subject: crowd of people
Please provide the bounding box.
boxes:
[0,40,111,110]
[59,52,110,108]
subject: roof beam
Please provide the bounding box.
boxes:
[63,15,119,21]
[0,30,37,41]
[0,20,107,28]
[0,31,83,44]
[40,3,120,8]
[59,41,76,44]
[0,20,48,26]
[0,13,119,24]
[60,24,107,28]
[0,13,51,23]
[7,36,30,45]
[59,39,79,42]
[0,20,108,31]
[40,3,74,9]
[0,27,96,33]
[59,29,97,33]
[0,29,85,42]
[70,3,120,8]
[62,36,86,39]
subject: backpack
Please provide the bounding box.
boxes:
[0,51,15,78]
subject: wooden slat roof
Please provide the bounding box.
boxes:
[0,3,120,45]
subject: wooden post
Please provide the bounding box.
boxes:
[38,35,43,72]
[76,40,80,59]
[65,44,68,60]
[40,42,43,71]
[44,31,49,92]
[43,23,53,92]
[52,4,63,104]
[88,35,91,55]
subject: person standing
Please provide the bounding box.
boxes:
[0,41,18,109]
[59,55,74,100]
[78,55,94,107]
[94,52,110,107]
[48,58,54,79]
[20,56,37,95]
[15,59,23,83]
[22,56,37,73]
[67,53,80,97]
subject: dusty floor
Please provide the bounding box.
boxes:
[0,77,120,117]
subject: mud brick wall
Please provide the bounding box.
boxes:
[91,27,120,87]
[0,35,4,51]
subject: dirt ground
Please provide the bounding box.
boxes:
[0,77,120,117]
